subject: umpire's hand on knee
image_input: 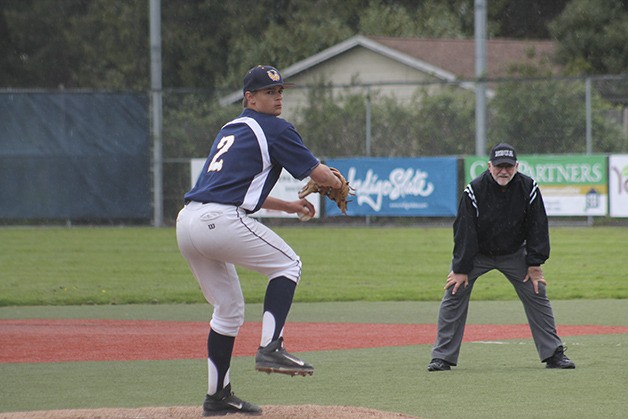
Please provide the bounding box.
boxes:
[445,271,469,295]
[524,266,547,294]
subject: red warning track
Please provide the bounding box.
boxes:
[1,319,626,364]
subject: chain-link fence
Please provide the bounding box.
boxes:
[1,75,626,224]
[161,75,628,223]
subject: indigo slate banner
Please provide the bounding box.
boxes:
[324,157,458,217]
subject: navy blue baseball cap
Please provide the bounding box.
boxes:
[242,65,295,94]
[490,143,517,166]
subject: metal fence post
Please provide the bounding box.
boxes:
[150,0,163,227]
[585,77,592,155]
[474,0,487,156]
[365,87,372,226]
[365,87,372,157]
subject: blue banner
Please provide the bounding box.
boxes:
[325,157,458,217]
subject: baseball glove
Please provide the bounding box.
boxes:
[298,167,355,214]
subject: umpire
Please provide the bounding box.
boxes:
[427,143,575,371]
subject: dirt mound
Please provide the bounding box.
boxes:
[0,405,418,418]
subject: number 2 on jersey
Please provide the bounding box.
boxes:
[207,135,235,172]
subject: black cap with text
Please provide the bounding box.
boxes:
[490,143,517,166]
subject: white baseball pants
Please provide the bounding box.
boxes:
[176,202,302,336]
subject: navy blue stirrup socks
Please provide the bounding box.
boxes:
[207,329,235,393]
[263,276,297,342]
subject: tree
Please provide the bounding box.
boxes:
[293,80,477,158]
[370,95,421,157]
[295,81,367,158]
[549,0,628,75]
[489,78,625,154]
[488,0,569,39]
[218,0,357,90]
[2,0,581,90]
[358,0,471,38]
[70,0,148,89]
[0,0,90,88]
[412,86,476,156]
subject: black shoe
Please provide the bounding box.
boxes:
[202,384,262,416]
[427,358,452,371]
[255,337,314,376]
[544,346,576,369]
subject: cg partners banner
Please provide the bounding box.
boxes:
[324,157,458,217]
[465,154,608,216]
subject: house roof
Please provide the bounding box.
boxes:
[369,36,557,80]
[220,35,557,105]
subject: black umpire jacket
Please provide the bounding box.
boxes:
[451,170,550,274]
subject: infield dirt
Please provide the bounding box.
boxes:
[2,319,627,418]
[0,405,419,418]
[3,319,625,363]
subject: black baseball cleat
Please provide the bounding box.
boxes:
[427,358,452,371]
[544,346,576,369]
[255,337,314,376]
[202,384,262,416]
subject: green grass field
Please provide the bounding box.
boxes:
[0,226,627,418]
[1,226,627,306]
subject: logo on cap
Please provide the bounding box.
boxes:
[242,65,294,95]
[267,69,281,82]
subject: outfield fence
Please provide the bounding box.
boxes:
[1,75,627,224]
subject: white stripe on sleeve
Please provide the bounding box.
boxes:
[529,181,539,205]
[464,184,479,217]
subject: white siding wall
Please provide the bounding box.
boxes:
[281,47,440,121]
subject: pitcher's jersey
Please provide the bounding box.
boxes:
[184,109,319,213]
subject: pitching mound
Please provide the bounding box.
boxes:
[0,405,418,418]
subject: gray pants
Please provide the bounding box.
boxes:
[431,247,563,364]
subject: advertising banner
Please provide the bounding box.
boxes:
[465,155,608,216]
[609,154,628,218]
[324,157,458,217]
[190,159,319,219]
